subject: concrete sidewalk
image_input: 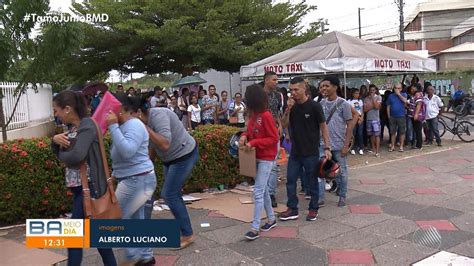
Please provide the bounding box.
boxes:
[1,142,473,265]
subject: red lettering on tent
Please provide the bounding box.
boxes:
[374,59,380,68]
[278,65,283,73]
[296,63,302,71]
[286,64,291,72]
[290,63,295,72]
[389,60,393,68]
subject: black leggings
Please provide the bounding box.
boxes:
[412,118,423,148]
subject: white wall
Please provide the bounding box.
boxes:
[200,69,242,97]
[27,84,53,123]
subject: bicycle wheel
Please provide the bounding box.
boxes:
[438,118,447,138]
[456,121,474,143]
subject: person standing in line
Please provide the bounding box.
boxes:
[280,77,331,221]
[139,103,199,250]
[348,88,364,155]
[407,84,424,150]
[387,83,408,152]
[424,82,443,146]
[229,92,246,128]
[187,95,202,130]
[51,91,117,266]
[217,90,230,125]
[201,85,218,125]
[106,97,156,266]
[239,84,279,240]
[319,76,357,207]
[363,84,382,157]
[178,87,190,130]
[263,71,284,208]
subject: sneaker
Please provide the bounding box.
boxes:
[306,210,319,221]
[359,150,364,155]
[338,197,346,207]
[375,153,380,158]
[279,208,299,221]
[318,201,325,207]
[437,143,442,147]
[350,150,356,155]
[329,181,338,193]
[244,230,259,240]
[135,257,156,266]
[260,220,277,232]
[304,194,311,200]
[325,183,331,191]
[270,195,277,208]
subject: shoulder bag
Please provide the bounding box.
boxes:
[80,120,122,219]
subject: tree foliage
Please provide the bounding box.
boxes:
[64,0,322,77]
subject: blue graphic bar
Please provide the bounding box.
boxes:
[89,219,180,248]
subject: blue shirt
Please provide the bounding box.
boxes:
[387,92,408,118]
[109,118,154,178]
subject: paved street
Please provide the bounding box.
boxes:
[1,139,473,265]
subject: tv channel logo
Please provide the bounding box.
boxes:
[26,219,84,237]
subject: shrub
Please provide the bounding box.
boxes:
[0,125,247,225]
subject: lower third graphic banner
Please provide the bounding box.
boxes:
[26,219,180,249]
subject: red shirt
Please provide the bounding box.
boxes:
[242,111,278,160]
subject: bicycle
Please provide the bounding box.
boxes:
[438,114,473,143]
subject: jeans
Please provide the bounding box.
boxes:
[413,118,423,148]
[426,117,441,144]
[115,172,157,261]
[406,118,414,145]
[251,160,276,231]
[299,167,307,192]
[352,123,364,151]
[68,186,117,266]
[286,154,319,211]
[332,151,349,199]
[268,141,280,196]
[317,146,325,201]
[162,146,199,237]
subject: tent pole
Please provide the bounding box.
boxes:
[343,71,347,99]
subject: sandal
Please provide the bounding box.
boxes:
[399,148,404,152]
[388,147,394,152]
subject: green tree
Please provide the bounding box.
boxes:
[0,0,83,141]
[63,0,322,77]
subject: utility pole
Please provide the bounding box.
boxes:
[320,19,328,35]
[358,8,363,39]
[397,0,405,51]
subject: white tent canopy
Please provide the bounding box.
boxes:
[240,31,436,79]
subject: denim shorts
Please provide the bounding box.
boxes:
[366,120,381,136]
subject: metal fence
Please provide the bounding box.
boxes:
[1,82,29,131]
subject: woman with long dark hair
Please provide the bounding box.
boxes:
[239,84,279,240]
[51,90,117,266]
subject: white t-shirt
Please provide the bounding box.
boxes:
[187,105,201,123]
[424,94,444,119]
[234,103,245,123]
[348,99,364,115]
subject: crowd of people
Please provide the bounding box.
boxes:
[51,72,448,265]
[52,90,199,266]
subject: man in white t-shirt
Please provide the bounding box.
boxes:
[424,83,444,146]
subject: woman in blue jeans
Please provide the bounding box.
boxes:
[239,84,279,240]
[106,97,157,265]
[51,91,116,266]
[138,102,198,249]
